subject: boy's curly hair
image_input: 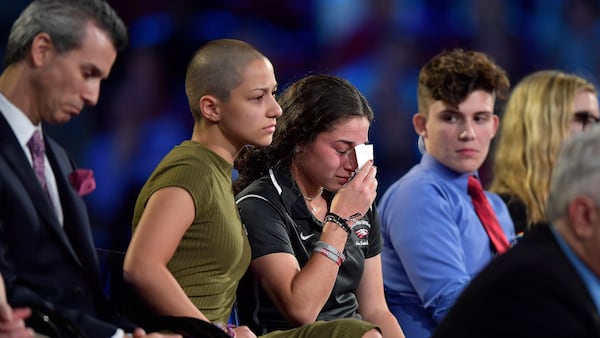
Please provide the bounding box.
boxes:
[417,49,510,115]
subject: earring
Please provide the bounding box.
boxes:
[418,135,426,154]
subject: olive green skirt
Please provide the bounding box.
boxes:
[261,318,378,338]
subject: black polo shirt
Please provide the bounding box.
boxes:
[235,169,382,334]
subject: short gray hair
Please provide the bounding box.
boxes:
[5,0,127,66]
[546,125,600,221]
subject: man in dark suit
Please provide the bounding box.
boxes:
[0,1,178,337]
[432,125,600,338]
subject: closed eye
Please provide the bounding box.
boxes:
[82,65,103,80]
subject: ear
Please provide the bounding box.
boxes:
[199,95,220,122]
[491,114,499,137]
[413,113,427,137]
[568,195,597,240]
[29,32,54,67]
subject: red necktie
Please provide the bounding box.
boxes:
[467,175,510,254]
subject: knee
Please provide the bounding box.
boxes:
[362,328,383,338]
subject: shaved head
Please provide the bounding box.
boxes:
[185,39,267,121]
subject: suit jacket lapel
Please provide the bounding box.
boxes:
[0,114,83,266]
[46,137,100,278]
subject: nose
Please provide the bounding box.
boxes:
[82,80,101,106]
[344,151,357,171]
[459,121,475,140]
[268,95,283,118]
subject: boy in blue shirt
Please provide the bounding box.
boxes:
[378,49,515,338]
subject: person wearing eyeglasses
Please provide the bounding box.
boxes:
[490,70,600,236]
[572,111,600,131]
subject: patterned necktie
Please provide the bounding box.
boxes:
[467,175,510,254]
[27,130,49,195]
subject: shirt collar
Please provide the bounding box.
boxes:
[420,152,479,192]
[0,93,41,147]
[550,224,600,312]
[268,168,320,220]
[268,168,301,209]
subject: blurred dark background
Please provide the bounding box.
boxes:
[2,0,600,254]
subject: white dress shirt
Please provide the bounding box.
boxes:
[0,93,63,224]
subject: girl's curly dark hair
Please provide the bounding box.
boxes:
[233,74,374,194]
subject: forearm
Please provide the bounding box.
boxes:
[124,263,208,322]
[362,309,404,338]
[278,223,349,323]
[355,256,404,338]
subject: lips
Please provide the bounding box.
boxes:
[263,124,276,133]
[337,176,351,185]
[457,148,478,156]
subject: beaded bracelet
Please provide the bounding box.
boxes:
[324,212,353,234]
[314,240,346,262]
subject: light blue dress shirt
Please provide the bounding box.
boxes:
[378,153,515,338]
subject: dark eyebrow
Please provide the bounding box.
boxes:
[440,109,492,116]
[336,140,356,147]
[437,110,461,119]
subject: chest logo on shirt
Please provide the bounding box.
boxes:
[300,232,315,241]
[353,219,370,247]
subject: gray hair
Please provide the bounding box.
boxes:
[5,0,127,66]
[546,125,600,222]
